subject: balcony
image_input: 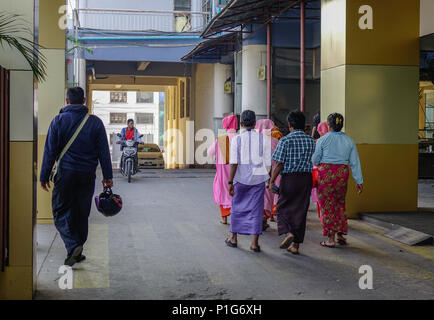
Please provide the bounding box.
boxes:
[72,8,211,33]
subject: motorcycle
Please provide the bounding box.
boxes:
[117,133,144,183]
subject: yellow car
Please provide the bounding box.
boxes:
[137,143,165,169]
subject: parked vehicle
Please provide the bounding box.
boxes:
[117,133,144,183]
[137,143,165,169]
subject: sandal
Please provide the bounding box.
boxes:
[320,241,336,248]
[225,238,237,248]
[337,233,347,245]
[250,245,261,252]
[220,220,228,225]
[279,234,294,249]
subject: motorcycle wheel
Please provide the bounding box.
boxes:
[127,161,132,183]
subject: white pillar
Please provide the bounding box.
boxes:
[241,44,267,119]
[213,63,233,118]
[76,58,87,93]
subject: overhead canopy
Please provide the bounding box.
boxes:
[202,0,319,38]
[181,33,240,62]
[183,0,320,62]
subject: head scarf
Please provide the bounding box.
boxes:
[271,126,283,140]
[317,121,329,137]
[218,115,238,165]
[222,115,238,132]
[255,119,274,135]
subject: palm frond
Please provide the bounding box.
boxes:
[0,13,47,82]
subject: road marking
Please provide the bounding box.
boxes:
[73,224,110,288]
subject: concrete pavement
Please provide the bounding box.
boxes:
[35,170,434,299]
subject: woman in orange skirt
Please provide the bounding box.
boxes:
[207,115,238,224]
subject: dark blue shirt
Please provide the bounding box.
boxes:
[40,104,113,182]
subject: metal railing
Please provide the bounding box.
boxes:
[73,8,211,33]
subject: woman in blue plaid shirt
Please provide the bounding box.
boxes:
[269,111,316,255]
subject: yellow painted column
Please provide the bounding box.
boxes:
[37,0,67,224]
[0,0,36,299]
[321,0,420,218]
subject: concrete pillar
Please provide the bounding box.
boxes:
[37,0,67,224]
[241,25,268,119]
[321,0,420,218]
[241,45,267,118]
[76,58,87,94]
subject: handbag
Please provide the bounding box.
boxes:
[49,114,90,183]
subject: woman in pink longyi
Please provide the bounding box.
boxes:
[255,119,281,230]
[207,115,238,224]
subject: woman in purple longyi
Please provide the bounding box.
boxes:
[225,110,270,252]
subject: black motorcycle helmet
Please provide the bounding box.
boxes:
[95,188,122,217]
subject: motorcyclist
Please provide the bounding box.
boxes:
[117,119,143,169]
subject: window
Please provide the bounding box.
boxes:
[136,113,154,124]
[174,0,191,11]
[110,92,127,103]
[137,92,154,103]
[174,0,191,32]
[110,113,127,124]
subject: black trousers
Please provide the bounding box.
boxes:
[52,168,96,256]
[276,173,313,243]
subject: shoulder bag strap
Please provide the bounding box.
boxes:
[58,114,90,163]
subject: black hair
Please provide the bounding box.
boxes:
[327,113,344,132]
[241,110,256,127]
[287,110,306,130]
[67,87,85,104]
[127,119,134,125]
[313,111,321,127]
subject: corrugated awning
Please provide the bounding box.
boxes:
[181,33,240,62]
[202,0,318,38]
[183,0,320,62]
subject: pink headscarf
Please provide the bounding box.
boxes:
[222,115,238,132]
[255,119,274,135]
[317,121,329,137]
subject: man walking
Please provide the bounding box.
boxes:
[40,87,113,266]
[269,110,316,255]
